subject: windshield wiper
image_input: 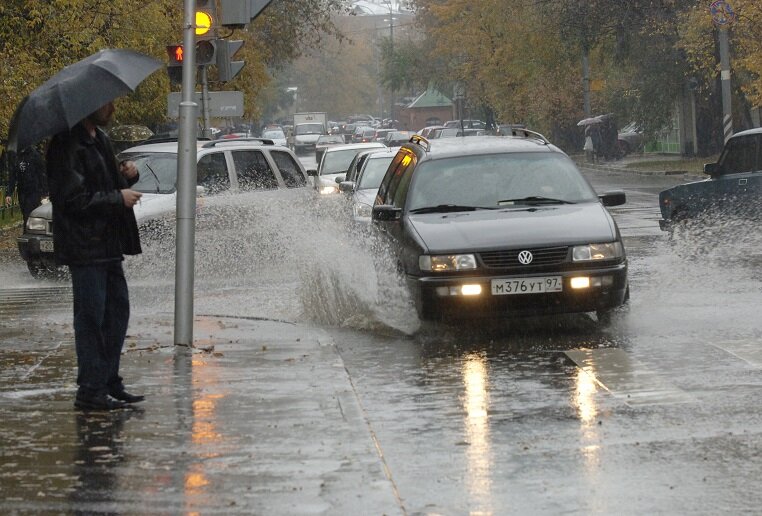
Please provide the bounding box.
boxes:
[497,196,575,205]
[409,204,491,214]
[144,163,161,193]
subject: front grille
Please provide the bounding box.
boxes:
[479,246,569,269]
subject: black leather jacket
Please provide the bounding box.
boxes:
[47,124,141,265]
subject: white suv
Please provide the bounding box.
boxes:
[18,138,309,277]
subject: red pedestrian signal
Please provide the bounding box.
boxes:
[166,45,184,66]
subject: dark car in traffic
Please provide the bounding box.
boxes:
[371,133,629,322]
[658,127,762,229]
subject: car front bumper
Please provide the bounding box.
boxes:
[409,263,628,320]
[17,234,56,267]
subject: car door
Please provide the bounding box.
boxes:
[230,149,279,191]
[269,150,308,188]
[197,151,231,195]
[717,133,762,217]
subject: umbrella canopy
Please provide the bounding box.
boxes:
[577,117,603,127]
[7,48,162,153]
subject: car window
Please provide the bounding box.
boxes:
[358,155,395,190]
[321,148,369,175]
[270,151,307,188]
[406,153,597,210]
[120,152,177,194]
[719,134,762,175]
[295,123,324,135]
[231,150,279,190]
[197,152,230,195]
[262,130,285,139]
[379,149,417,208]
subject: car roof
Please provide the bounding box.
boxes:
[404,135,559,161]
[120,138,282,154]
[323,142,385,153]
[366,146,400,158]
[730,127,762,138]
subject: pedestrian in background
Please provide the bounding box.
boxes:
[5,144,48,226]
[47,101,145,411]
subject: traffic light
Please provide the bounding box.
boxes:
[195,0,217,39]
[220,0,273,28]
[216,39,245,82]
[196,40,216,66]
[167,44,184,66]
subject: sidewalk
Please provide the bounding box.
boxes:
[572,153,705,181]
[0,313,403,514]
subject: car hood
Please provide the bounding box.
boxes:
[295,134,321,144]
[26,192,175,224]
[408,202,617,253]
[133,192,177,222]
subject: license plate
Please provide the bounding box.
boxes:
[39,240,54,252]
[491,276,562,295]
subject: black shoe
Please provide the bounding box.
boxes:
[74,393,127,411]
[109,390,145,404]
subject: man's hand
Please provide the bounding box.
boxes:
[120,189,142,208]
[119,160,138,180]
[4,196,11,207]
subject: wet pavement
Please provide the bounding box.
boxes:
[0,313,401,514]
[2,160,762,514]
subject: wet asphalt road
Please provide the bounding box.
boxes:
[1,162,761,514]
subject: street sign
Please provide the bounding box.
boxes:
[167,91,244,118]
[710,0,736,27]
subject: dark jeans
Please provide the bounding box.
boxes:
[70,261,130,397]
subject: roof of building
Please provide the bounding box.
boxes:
[406,88,453,109]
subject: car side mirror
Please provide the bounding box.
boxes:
[599,190,626,207]
[339,181,355,193]
[372,204,402,222]
[335,175,345,183]
[306,169,318,177]
[704,162,718,176]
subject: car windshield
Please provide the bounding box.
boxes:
[406,152,598,211]
[321,148,370,175]
[262,130,285,139]
[358,155,395,190]
[295,123,324,135]
[317,135,344,144]
[119,152,177,194]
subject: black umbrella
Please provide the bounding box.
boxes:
[7,48,162,153]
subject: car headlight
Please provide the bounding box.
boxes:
[572,242,624,261]
[320,185,339,195]
[419,254,477,272]
[353,202,372,219]
[26,217,48,233]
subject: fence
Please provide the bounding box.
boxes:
[0,187,20,225]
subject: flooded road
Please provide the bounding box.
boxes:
[1,163,761,513]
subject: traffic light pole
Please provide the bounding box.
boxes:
[174,0,199,347]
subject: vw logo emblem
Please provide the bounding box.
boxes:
[518,250,533,265]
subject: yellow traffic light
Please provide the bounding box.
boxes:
[195,10,213,36]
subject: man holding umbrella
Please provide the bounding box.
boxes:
[7,49,162,410]
[47,101,145,410]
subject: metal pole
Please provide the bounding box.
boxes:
[174,0,198,346]
[719,28,733,142]
[582,49,591,117]
[201,66,212,139]
[690,89,699,156]
[388,2,394,125]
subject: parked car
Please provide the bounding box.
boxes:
[18,138,309,277]
[338,147,399,223]
[315,134,346,164]
[371,133,629,322]
[617,122,645,156]
[658,127,762,230]
[443,120,485,129]
[307,142,385,195]
[417,125,444,138]
[373,129,394,142]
